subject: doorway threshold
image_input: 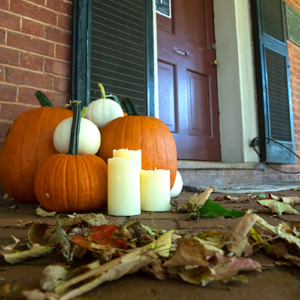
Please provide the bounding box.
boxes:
[177,160,265,170]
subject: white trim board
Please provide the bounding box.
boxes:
[214,0,259,163]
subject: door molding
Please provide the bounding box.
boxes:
[214,0,258,163]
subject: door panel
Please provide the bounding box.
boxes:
[157,0,220,160]
[187,71,211,137]
[184,0,206,47]
[158,61,176,133]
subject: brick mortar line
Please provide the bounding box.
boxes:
[0,101,39,107]
[0,26,72,48]
[0,63,71,79]
[0,44,71,63]
[0,82,71,96]
[0,3,73,18]
[0,119,13,124]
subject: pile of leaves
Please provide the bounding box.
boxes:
[0,189,300,299]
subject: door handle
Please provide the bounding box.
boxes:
[173,47,189,57]
[210,59,218,67]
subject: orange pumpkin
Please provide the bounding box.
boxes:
[98,98,177,189]
[34,100,108,213]
[0,91,73,203]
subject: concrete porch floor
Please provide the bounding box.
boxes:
[0,188,300,300]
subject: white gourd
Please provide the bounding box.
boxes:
[53,117,101,155]
[85,99,123,129]
[170,171,183,198]
[85,83,123,129]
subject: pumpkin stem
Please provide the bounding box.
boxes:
[106,94,121,106]
[35,91,53,107]
[68,100,82,155]
[98,83,106,99]
[121,97,140,116]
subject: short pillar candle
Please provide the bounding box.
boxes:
[113,149,142,170]
[108,157,141,216]
[140,169,170,211]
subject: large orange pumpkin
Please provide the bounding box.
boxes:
[34,100,108,213]
[98,98,177,189]
[0,91,73,203]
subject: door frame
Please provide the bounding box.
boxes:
[152,0,259,163]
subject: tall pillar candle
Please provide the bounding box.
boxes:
[108,157,141,216]
[113,149,142,170]
[140,169,170,211]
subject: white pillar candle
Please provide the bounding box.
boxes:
[108,157,141,216]
[113,149,142,170]
[140,169,171,211]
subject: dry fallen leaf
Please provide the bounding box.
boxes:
[224,211,259,256]
[36,208,57,217]
[224,195,252,203]
[17,220,33,228]
[28,223,49,245]
[257,200,300,215]
[269,194,300,204]
[0,236,22,255]
[186,187,214,211]
[3,244,52,265]
[40,265,69,292]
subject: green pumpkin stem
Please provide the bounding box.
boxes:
[121,97,140,116]
[67,101,81,155]
[35,91,53,107]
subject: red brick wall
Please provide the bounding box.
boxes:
[0,0,72,147]
[0,0,72,196]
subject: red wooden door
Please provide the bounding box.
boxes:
[157,0,221,160]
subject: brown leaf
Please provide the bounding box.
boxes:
[257,200,300,215]
[170,199,188,213]
[179,254,261,286]
[224,195,252,203]
[28,224,49,245]
[269,194,300,204]
[55,247,162,300]
[267,242,300,267]
[224,211,259,256]
[8,205,19,211]
[22,289,57,300]
[186,187,214,210]
[17,220,33,228]
[133,225,153,246]
[0,236,21,255]
[40,265,69,292]
[3,244,52,264]
[0,284,10,298]
[36,208,56,217]
[163,237,223,267]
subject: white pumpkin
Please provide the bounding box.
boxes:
[53,117,101,155]
[170,171,183,198]
[85,98,123,129]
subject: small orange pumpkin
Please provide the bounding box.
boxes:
[0,92,73,203]
[98,98,177,189]
[34,100,108,213]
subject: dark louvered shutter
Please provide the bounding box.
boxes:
[251,0,295,163]
[72,0,154,115]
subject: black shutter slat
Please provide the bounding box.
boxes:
[252,0,295,163]
[90,0,147,114]
[261,0,284,42]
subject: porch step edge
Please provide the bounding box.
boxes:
[177,161,265,170]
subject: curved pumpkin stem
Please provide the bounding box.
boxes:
[98,83,122,106]
[35,91,53,107]
[98,83,106,99]
[68,100,82,155]
[121,97,140,116]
